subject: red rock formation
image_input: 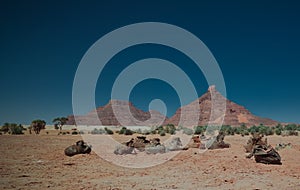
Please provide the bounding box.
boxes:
[165,86,278,127]
[67,100,167,126]
[67,86,279,127]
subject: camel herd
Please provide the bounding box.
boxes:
[63,132,282,165]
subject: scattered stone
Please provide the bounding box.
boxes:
[275,143,292,151]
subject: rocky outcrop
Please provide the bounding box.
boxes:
[165,86,278,127]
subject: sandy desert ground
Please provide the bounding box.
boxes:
[1,131,300,190]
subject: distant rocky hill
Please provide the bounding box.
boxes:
[67,100,167,126]
[67,86,279,127]
[165,86,278,127]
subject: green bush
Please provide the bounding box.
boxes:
[119,127,127,134]
[104,127,114,135]
[275,128,282,135]
[91,128,106,134]
[182,127,194,135]
[194,126,205,135]
[72,131,78,135]
[0,123,25,135]
[284,124,298,131]
[124,129,133,135]
[169,128,176,135]
[159,129,166,136]
[10,124,25,135]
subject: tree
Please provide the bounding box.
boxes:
[53,117,68,134]
[31,120,46,134]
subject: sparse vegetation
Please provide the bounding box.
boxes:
[104,127,114,135]
[124,129,133,135]
[194,126,206,135]
[159,129,166,136]
[0,123,26,135]
[30,120,46,134]
[182,127,194,135]
[91,128,106,134]
[195,123,300,137]
[53,117,68,134]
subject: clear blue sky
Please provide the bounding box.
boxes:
[0,1,299,124]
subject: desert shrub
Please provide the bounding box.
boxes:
[275,128,282,135]
[176,125,183,131]
[165,126,170,133]
[165,124,176,134]
[104,127,114,135]
[119,127,127,134]
[266,128,274,136]
[248,125,259,135]
[182,127,194,135]
[136,128,142,134]
[151,129,157,134]
[234,127,241,135]
[157,126,163,132]
[284,124,298,131]
[0,123,25,135]
[159,129,166,136]
[293,131,299,136]
[166,123,175,128]
[257,125,273,136]
[54,124,59,130]
[141,129,151,135]
[194,126,205,135]
[169,128,176,135]
[91,128,106,134]
[206,126,222,136]
[124,129,133,135]
[72,131,78,135]
[62,132,66,135]
[10,124,25,135]
[0,124,9,133]
[281,130,298,136]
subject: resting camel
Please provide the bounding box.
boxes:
[65,140,92,157]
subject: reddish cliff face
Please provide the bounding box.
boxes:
[165,86,278,127]
[67,100,167,126]
[67,86,279,127]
